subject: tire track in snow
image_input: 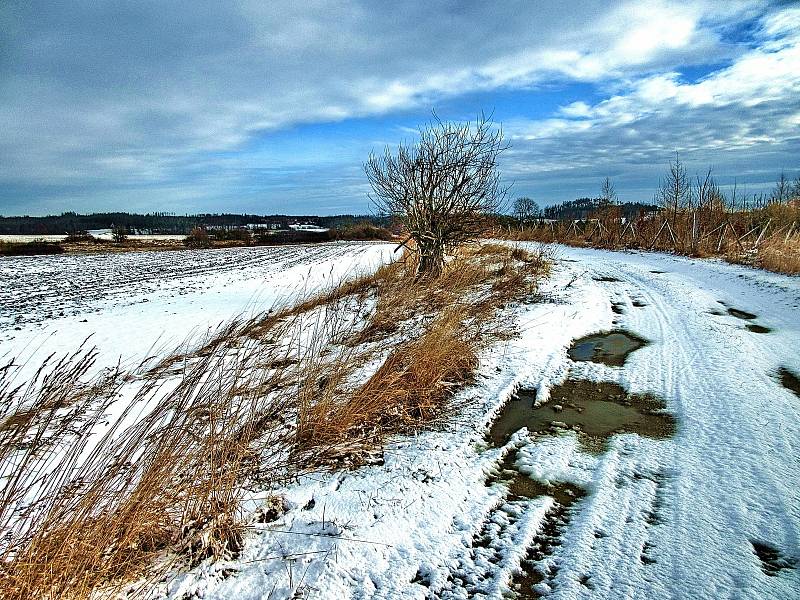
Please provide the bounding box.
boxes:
[563,249,800,600]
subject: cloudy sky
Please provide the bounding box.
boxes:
[1,1,798,216]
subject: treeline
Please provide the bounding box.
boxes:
[0,212,389,235]
[542,198,659,221]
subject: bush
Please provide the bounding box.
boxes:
[332,222,394,241]
[185,227,212,249]
[111,225,128,243]
[65,230,95,243]
[0,240,65,256]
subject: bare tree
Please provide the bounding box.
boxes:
[791,175,800,201]
[657,152,693,227]
[365,114,509,277]
[696,168,724,212]
[111,224,128,243]
[771,171,791,204]
[599,177,617,206]
[512,196,540,223]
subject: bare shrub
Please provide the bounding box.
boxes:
[185,227,211,249]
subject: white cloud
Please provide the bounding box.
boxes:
[0,0,792,213]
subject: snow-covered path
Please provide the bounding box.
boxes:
[172,246,799,600]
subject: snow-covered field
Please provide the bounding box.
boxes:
[2,243,798,599]
[0,242,393,377]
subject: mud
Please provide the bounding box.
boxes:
[485,449,587,599]
[489,379,676,452]
[777,367,800,398]
[751,540,797,576]
[568,330,647,367]
[727,307,757,320]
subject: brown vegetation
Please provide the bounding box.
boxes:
[501,203,800,275]
[0,240,65,256]
[0,242,549,599]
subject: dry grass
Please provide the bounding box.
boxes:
[0,242,550,599]
[749,233,800,275]
[294,244,549,463]
[502,204,800,275]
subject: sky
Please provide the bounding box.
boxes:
[0,0,798,216]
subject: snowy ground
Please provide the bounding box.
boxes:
[2,243,798,599]
[164,245,799,600]
[0,242,393,378]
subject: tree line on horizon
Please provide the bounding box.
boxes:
[0,212,390,236]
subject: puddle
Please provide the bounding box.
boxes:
[488,379,675,452]
[508,470,586,598]
[746,324,772,334]
[593,276,621,282]
[728,307,757,320]
[488,450,586,599]
[568,330,647,367]
[751,540,797,576]
[489,449,584,505]
[611,302,625,315]
[777,367,800,398]
[707,309,725,316]
[649,270,665,274]
[632,299,647,307]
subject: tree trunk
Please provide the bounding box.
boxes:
[415,239,444,278]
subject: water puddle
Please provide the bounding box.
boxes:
[486,450,586,599]
[728,307,757,320]
[632,299,647,307]
[778,367,800,398]
[746,324,772,334]
[489,449,584,504]
[568,330,647,366]
[611,302,625,315]
[751,540,797,576]
[593,275,621,282]
[488,379,675,452]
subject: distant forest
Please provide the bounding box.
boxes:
[542,198,660,221]
[0,212,387,235]
[0,201,662,235]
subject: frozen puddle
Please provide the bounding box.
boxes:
[567,330,648,367]
[489,379,676,453]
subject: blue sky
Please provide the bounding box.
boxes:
[1,1,798,216]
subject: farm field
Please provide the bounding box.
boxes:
[1,242,393,375]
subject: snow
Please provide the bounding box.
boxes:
[1,242,393,379]
[3,243,799,598]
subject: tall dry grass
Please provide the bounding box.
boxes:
[503,204,800,275]
[0,242,550,599]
